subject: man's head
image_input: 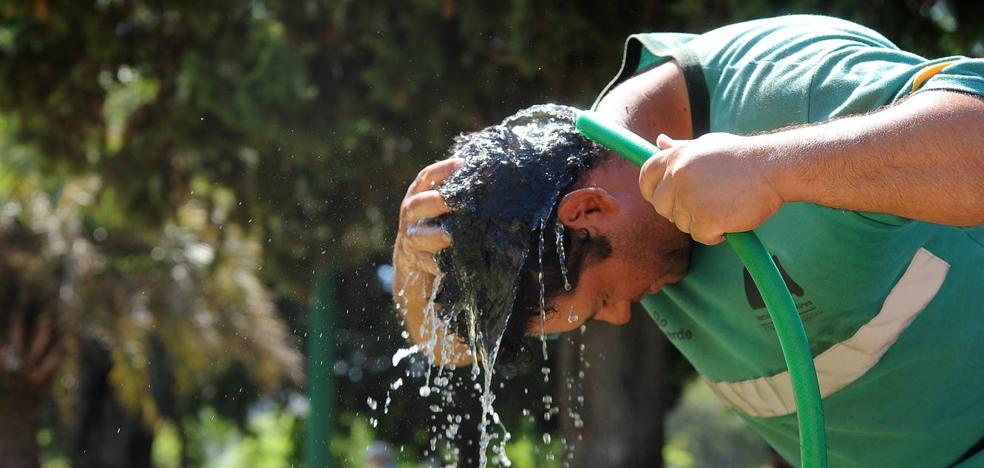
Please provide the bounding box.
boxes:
[436,104,690,369]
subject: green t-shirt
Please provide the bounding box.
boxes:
[597,15,984,467]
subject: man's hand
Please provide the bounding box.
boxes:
[638,133,784,245]
[395,158,461,276]
[392,158,472,366]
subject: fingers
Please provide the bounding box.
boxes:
[655,189,727,245]
[411,249,442,276]
[397,159,465,278]
[672,203,692,233]
[638,152,669,207]
[655,133,675,150]
[689,218,726,246]
[395,227,444,276]
[404,223,451,254]
[401,190,452,226]
[397,192,452,276]
[643,134,725,244]
[648,178,675,222]
[406,158,464,197]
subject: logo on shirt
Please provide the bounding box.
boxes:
[742,256,804,310]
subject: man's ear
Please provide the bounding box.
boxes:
[557,187,620,234]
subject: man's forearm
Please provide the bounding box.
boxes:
[764,90,984,226]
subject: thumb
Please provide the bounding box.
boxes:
[638,150,670,207]
[656,133,677,150]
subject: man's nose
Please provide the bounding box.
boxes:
[595,301,631,325]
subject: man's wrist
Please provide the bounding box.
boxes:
[750,129,816,205]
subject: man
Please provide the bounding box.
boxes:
[393,15,984,467]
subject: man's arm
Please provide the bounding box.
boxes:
[770,90,984,225]
[640,91,984,244]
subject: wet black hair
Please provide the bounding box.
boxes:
[435,104,612,371]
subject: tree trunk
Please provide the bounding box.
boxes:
[560,305,688,467]
[69,340,153,468]
[0,378,42,468]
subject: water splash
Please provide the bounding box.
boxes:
[395,104,608,466]
[391,346,418,367]
[435,103,605,370]
[419,274,445,397]
[390,377,403,390]
[474,318,511,468]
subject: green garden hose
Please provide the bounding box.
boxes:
[575,111,828,468]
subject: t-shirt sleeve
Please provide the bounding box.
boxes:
[913,58,984,97]
[808,52,984,122]
[591,32,698,110]
[682,15,908,134]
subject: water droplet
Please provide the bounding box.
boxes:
[419,386,432,397]
[392,345,418,367]
[366,397,378,410]
[543,433,552,444]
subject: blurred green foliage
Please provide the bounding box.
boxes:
[663,381,772,468]
[0,0,980,466]
[151,406,298,468]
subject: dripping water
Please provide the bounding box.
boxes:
[418,274,444,397]
[555,219,571,292]
[538,218,549,361]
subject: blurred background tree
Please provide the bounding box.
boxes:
[0,0,979,467]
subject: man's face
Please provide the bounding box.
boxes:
[525,160,692,336]
[536,229,681,334]
[536,201,689,334]
[538,253,658,333]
